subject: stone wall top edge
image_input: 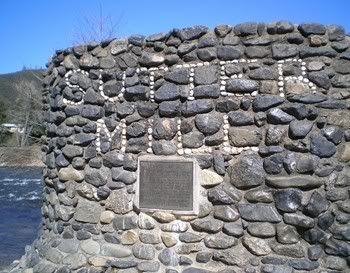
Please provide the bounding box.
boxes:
[49,22,349,61]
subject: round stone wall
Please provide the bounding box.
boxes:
[10,22,350,273]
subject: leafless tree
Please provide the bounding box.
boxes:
[8,80,44,147]
[73,2,122,44]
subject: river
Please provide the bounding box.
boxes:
[0,167,42,270]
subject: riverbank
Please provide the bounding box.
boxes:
[0,146,44,167]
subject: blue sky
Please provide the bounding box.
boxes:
[1,0,349,74]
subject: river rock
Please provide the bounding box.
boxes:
[243,236,271,256]
[238,204,282,223]
[228,153,265,189]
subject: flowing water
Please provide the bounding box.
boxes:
[0,167,42,270]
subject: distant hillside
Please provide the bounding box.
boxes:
[0,69,44,118]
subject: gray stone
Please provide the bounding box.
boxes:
[288,259,319,271]
[81,105,104,119]
[266,175,323,189]
[246,46,270,58]
[75,199,103,223]
[261,265,293,273]
[58,167,84,182]
[321,126,343,144]
[101,243,132,258]
[226,79,258,93]
[204,233,237,249]
[160,221,189,233]
[178,43,196,55]
[58,239,79,254]
[212,248,250,267]
[308,245,323,261]
[159,101,181,117]
[308,71,331,89]
[152,140,177,155]
[242,236,271,256]
[263,153,284,174]
[105,188,133,214]
[228,111,254,126]
[138,213,156,230]
[228,153,265,189]
[80,53,99,68]
[62,145,83,158]
[228,126,262,147]
[126,121,146,137]
[112,168,136,185]
[266,126,286,145]
[300,46,337,58]
[267,21,294,34]
[247,223,276,238]
[113,215,138,230]
[152,118,177,140]
[103,150,124,167]
[33,261,57,273]
[272,44,298,59]
[132,244,155,260]
[323,256,347,270]
[245,190,274,203]
[289,120,313,139]
[252,95,284,112]
[213,206,239,222]
[191,217,223,233]
[283,213,314,228]
[271,242,305,258]
[182,99,214,116]
[80,240,100,255]
[207,184,241,205]
[238,204,282,223]
[325,238,350,256]
[198,32,218,48]
[164,69,190,84]
[201,169,223,186]
[298,23,326,36]
[223,221,244,237]
[125,85,148,101]
[110,259,137,269]
[274,189,303,212]
[140,52,164,66]
[197,47,217,61]
[304,191,329,217]
[45,248,63,263]
[276,224,300,244]
[84,165,111,187]
[215,24,232,37]
[155,83,180,102]
[137,102,158,117]
[194,66,218,85]
[193,84,220,99]
[182,131,204,148]
[179,232,204,243]
[234,22,258,36]
[158,248,179,266]
[177,26,208,40]
[195,113,222,135]
[217,46,243,60]
[216,99,240,112]
[249,67,279,80]
[310,135,336,158]
[137,261,160,272]
[267,108,294,124]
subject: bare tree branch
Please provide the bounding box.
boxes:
[72,1,122,45]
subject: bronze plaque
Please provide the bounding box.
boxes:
[138,159,194,211]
